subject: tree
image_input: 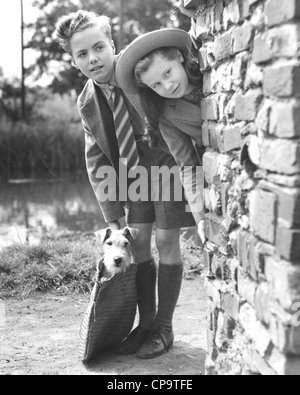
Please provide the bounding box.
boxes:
[26,0,190,94]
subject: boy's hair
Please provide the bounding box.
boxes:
[55,10,112,54]
[133,47,202,147]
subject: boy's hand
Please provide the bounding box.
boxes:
[108,221,121,230]
[197,220,206,247]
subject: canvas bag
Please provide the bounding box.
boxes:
[79,260,138,364]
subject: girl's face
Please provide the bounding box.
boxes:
[71,25,115,83]
[139,53,193,99]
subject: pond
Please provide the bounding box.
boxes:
[0,177,107,250]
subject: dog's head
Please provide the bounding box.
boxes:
[95,227,139,275]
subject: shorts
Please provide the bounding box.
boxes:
[125,143,195,230]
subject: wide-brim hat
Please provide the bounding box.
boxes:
[116,28,192,95]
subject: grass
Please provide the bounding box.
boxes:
[0,231,204,300]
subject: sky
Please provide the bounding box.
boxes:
[0,0,38,78]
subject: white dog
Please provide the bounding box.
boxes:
[95,227,140,278]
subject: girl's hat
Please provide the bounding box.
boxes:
[116,28,192,95]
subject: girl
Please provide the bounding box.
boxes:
[116,28,206,359]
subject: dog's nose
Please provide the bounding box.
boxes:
[114,257,123,267]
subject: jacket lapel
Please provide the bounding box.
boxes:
[79,79,120,172]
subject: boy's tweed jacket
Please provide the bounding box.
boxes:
[77,76,149,223]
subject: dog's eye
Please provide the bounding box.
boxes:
[106,241,113,246]
[124,242,130,247]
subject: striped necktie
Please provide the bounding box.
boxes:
[112,89,140,170]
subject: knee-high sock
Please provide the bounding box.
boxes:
[155,262,184,332]
[136,259,157,330]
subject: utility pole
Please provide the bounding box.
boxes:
[118,0,124,52]
[20,0,26,120]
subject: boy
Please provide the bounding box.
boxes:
[55,10,198,359]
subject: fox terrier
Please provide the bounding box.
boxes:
[95,227,139,278]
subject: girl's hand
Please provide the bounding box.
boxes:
[197,220,206,247]
[108,221,121,230]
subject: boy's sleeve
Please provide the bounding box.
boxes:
[82,118,126,224]
[159,116,205,223]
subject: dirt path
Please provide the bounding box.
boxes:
[0,276,206,376]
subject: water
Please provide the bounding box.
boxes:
[0,177,106,250]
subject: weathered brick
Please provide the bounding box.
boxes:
[232,21,254,54]
[215,311,237,350]
[215,29,234,62]
[232,52,249,89]
[202,122,220,151]
[195,8,214,40]
[221,182,231,218]
[253,25,300,64]
[223,0,241,30]
[264,64,300,98]
[238,0,251,20]
[244,64,263,89]
[205,279,221,309]
[268,347,300,375]
[221,292,240,320]
[255,99,272,132]
[276,227,300,263]
[270,101,300,138]
[270,313,300,355]
[205,212,228,247]
[265,257,300,312]
[216,61,233,92]
[255,282,272,326]
[277,187,300,227]
[249,189,277,244]
[238,267,257,307]
[261,182,300,226]
[203,71,213,95]
[220,124,242,153]
[260,139,300,175]
[265,0,300,26]
[199,47,208,72]
[244,348,276,375]
[214,0,223,32]
[201,95,220,121]
[202,121,211,147]
[239,303,272,357]
[203,150,221,184]
[204,184,222,215]
[238,230,251,271]
[211,124,223,152]
[234,89,263,121]
[218,154,234,182]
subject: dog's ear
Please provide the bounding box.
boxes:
[123,227,140,241]
[95,228,112,244]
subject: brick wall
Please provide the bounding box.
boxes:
[180,0,300,375]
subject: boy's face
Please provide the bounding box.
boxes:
[71,25,115,83]
[140,53,193,99]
